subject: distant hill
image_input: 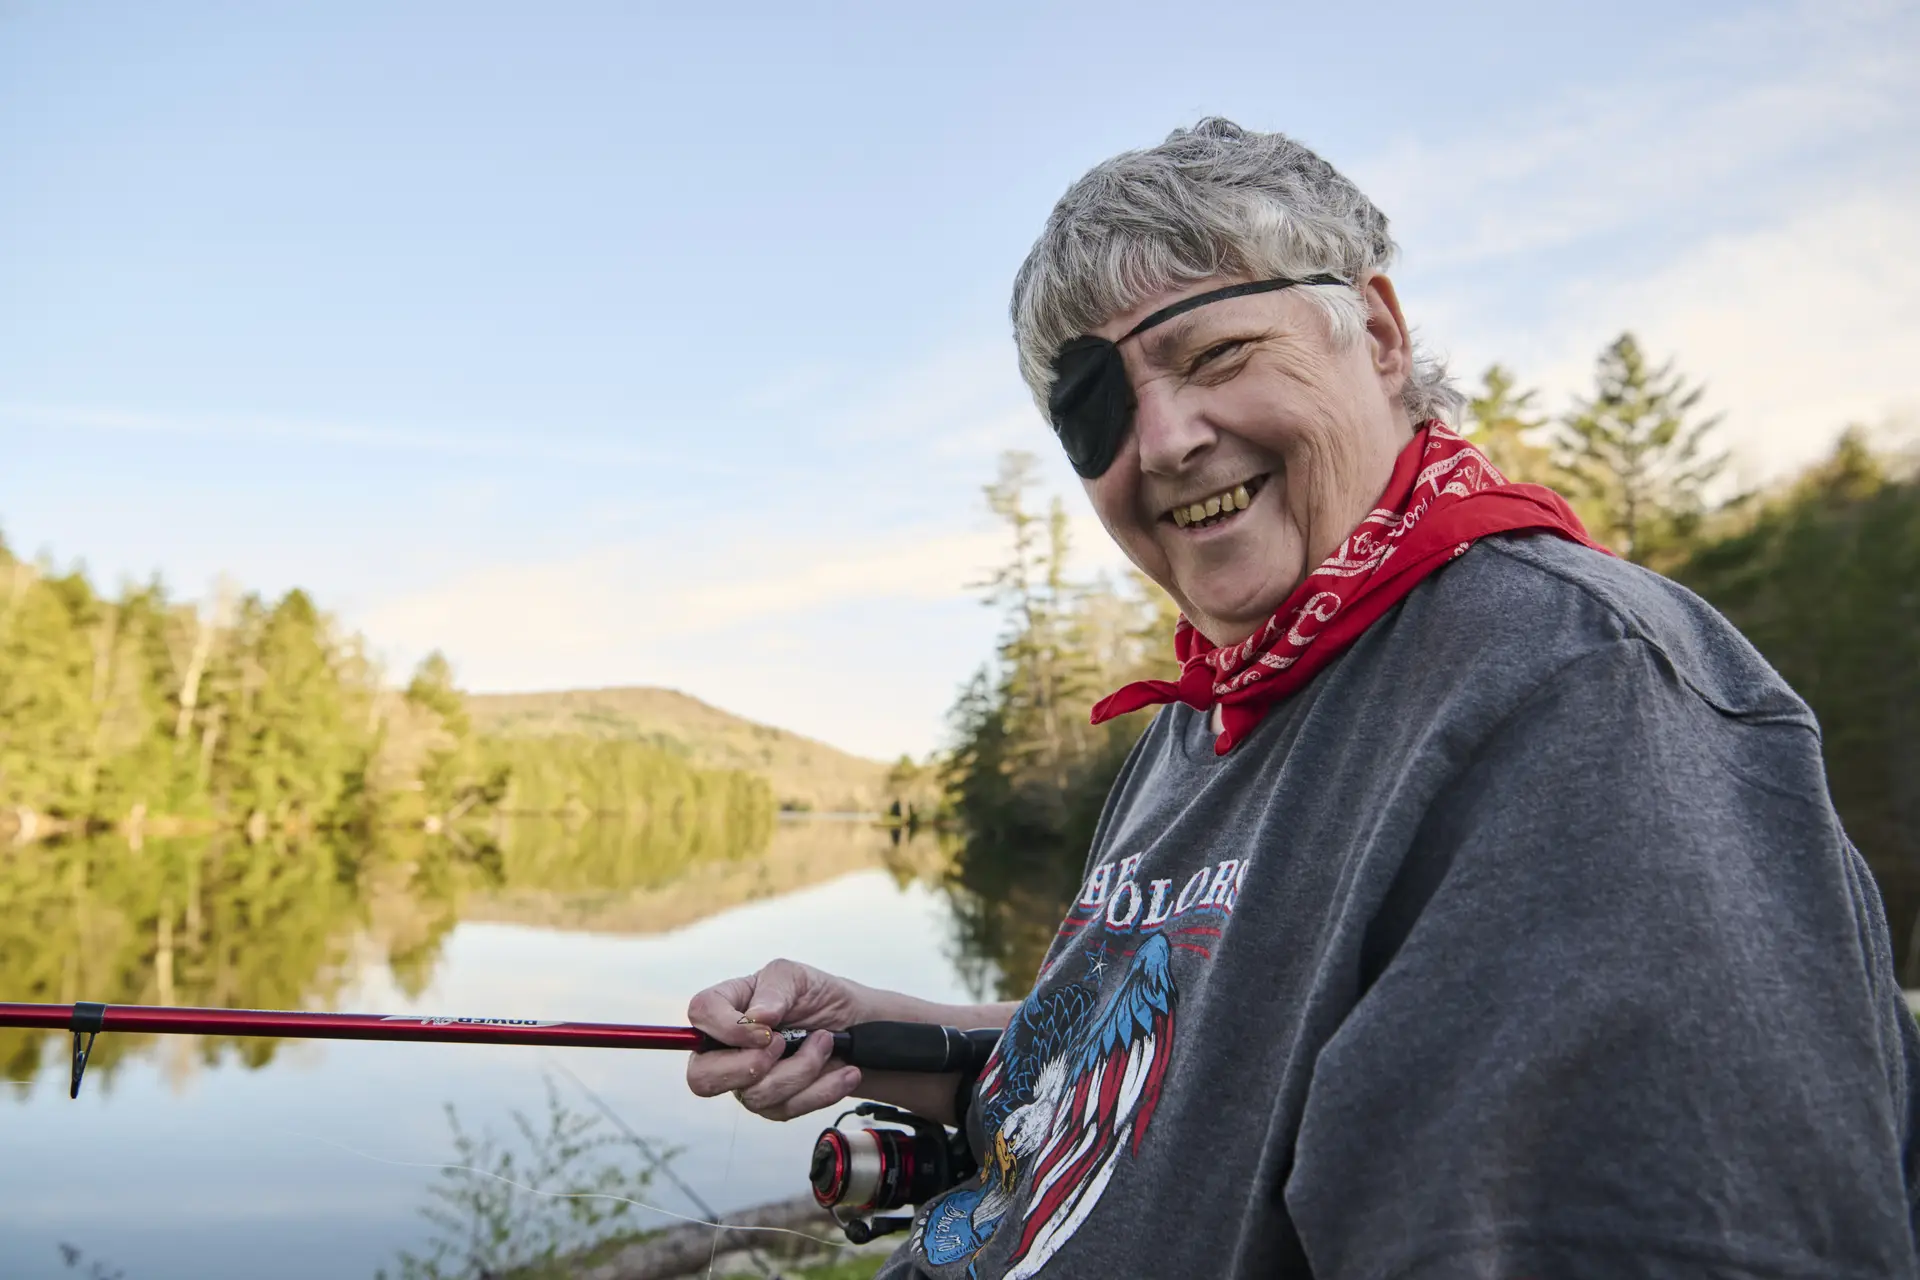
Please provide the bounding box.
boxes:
[463,818,933,936]
[465,686,890,814]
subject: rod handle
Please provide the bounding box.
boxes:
[823,1022,1001,1074]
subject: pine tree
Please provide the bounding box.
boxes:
[1465,364,1559,487]
[976,453,1097,796]
[83,582,178,820]
[1555,334,1728,565]
[199,589,360,831]
[939,451,1184,992]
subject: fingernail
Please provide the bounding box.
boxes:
[758,1027,774,1047]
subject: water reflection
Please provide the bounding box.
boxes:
[0,813,803,1092]
[0,833,462,1090]
[0,818,988,1280]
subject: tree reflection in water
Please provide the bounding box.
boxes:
[0,809,779,1092]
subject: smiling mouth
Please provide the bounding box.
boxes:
[1165,474,1268,531]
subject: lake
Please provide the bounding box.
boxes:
[0,819,989,1280]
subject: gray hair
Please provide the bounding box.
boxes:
[1010,118,1464,427]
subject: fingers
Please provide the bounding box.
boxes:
[687,974,769,1049]
[761,1062,862,1122]
[686,959,812,1048]
[686,1030,785,1099]
[684,957,865,1113]
[734,1030,861,1122]
[740,960,807,1027]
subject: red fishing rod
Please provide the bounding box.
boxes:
[0,999,996,1099]
[0,998,999,1244]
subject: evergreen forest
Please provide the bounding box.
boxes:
[0,554,773,843]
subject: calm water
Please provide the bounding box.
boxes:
[0,820,987,1280]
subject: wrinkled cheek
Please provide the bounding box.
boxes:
[1281,437,1351,553]
[1236,487,1306,603]
[1265,459,1310,546]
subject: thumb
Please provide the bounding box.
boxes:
[741,961,806,1028]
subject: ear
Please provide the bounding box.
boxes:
[1360,273,1412,396]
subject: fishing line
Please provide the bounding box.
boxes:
[270,1126,854,1251]
[540,1052,718,1209]
[707,1103,746,1279]
[539,1052,780,1280]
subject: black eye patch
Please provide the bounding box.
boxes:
[1045,273,1347,479]
[1049,335,1134,479]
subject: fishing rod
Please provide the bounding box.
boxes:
[0,998,1000,1243]
[0,999,996,1097]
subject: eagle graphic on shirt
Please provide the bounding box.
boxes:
[914,931,1177,1278]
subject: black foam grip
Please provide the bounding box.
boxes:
[830,1022,1001,1074]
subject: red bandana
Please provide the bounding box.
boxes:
[1091,420,1607,754]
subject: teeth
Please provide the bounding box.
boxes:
[1171,479,1258,529]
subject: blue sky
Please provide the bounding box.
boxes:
[3,0,1916,761]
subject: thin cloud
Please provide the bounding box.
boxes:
[0,402,697,470]
[1357,3,1917,270]
[348,503,1130,756]
[1347,1,1919,482]
[1442,181,1920,481]
[356,524,1003,667]
[820,343,1032,451]
[930,406,1047,461]
[349,526,1006,759]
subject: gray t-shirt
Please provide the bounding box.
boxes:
[877,533,1920,1279]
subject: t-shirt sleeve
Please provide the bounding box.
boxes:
[1286,639,1920,1279]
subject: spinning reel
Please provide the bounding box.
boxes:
[809,1101,979,1243]
[791,1020,1000,1243]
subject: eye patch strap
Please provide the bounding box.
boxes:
[1119,272,1351,341]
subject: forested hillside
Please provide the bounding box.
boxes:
[0,550,773,845]
[467,686,888,814]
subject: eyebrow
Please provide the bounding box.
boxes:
[1134,314,1212,370]
[1133,312,1263,372]
[1118,271,1347,370]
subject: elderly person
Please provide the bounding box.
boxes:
[687,119,1920,1277]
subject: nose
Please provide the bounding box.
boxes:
[1129,374,1214,474]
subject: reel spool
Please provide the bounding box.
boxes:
[809,1102,978,1243]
